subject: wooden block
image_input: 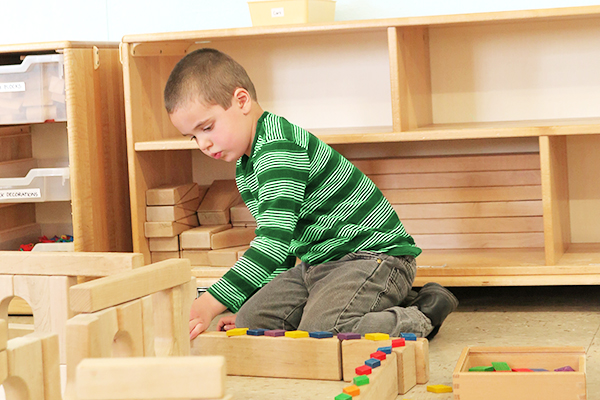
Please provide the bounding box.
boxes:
[146,200,198,222]
[181,250,210,265]
[0,252,143,277]
[149,236,180,252]
[150,278,196,357]
[208,245,250,266]
[150,251,180,263]
[354,351,398,400]
[69,258,192,313]
[230,203,254,224]
[342,338,393,382]
[65,309,120,400]
[210,227,256,250]
[192,331,341,380]
[197,180,242,225]
[0,350,6,386]
[75,356,226,399]
[13,275,78,364]
[8,323,33,339]
[28,332,62,400]
[146,183,200,206]
[191,267,230,278]
[452,346,586,400]
[365,333,389,341]
[394,343,417,394]
[4,335,45,400]
[144,215,199,238]
[369,170,542,189]
[180,224,231,250]
[0,318,7,351]
[140,295,155,357]
[411,338,430,384]
[196,278,219,289]
[114,299,144,357]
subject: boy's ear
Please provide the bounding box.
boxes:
[233,88,252,114]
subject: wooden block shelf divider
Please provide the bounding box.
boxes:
[122,6,600,286]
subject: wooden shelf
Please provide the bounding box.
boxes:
[134,118,600,151]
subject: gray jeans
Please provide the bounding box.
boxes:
[236,251,434,337]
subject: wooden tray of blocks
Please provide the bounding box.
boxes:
[452,346,586,400]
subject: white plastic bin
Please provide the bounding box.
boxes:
[0,167,70,202]
[0,54,66,124]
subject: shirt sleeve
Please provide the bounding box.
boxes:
[207,140,309,312]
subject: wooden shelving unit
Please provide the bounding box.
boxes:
[121,6,600,286]
[0,42,132,252]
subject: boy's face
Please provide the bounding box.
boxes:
[169,90,254,162]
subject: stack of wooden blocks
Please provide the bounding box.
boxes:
[145,180,256,289]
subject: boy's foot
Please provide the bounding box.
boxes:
[410,282,458,339]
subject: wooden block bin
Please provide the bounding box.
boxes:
[452,346,586,400]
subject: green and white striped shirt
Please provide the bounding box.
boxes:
[207,112,421,312]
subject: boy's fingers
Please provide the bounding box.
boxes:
[190,323,203,340]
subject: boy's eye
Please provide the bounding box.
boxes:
[203,125,212,131]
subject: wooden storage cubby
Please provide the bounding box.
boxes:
[0,42,132,252]
[122,6,600,286]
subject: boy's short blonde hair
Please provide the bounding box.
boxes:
[164,48,257,113]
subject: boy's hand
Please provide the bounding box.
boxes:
[189,292,227,340]
[216,315,237,331]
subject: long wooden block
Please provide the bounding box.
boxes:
[69,258,192,313]
[114,299,144,357]
[0,319,7,351]
[151,278,195,357]
[181,250,210,265]
[210,227,256,250]
[197,180,242,225]
[411,338,430,384]
[76,356,226,399]
[354,351,398,400]
[230,203,254,224]
[394,344,417,394]
[140,295,156,357]
[65,309,119,400]
[0,350,6,387]
[150,251,180,263]
[0,251,143,277]
[192,331,341,380]
[191,267,231,278]
[149,236,180,252]
[208,245,249,266]
[29,332,62,400]
[146,183,204,206]
[342,338,392,382]
[180,224,231,249]
[4,335,45,400]
[8,323,35,339]
[146,203,197,222]
[144,214,199,238]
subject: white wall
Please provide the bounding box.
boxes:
[1,0,599,45]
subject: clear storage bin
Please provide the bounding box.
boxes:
[0,54,67,124]
[0,167,70,202]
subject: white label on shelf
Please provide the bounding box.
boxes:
[0,82,26,93]
[0,188,41,200]
[271,7,284,17]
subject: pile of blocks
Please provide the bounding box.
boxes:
[193,329,430,398]
[145,180,257,288]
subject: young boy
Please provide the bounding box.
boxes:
[164,48,458,341]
